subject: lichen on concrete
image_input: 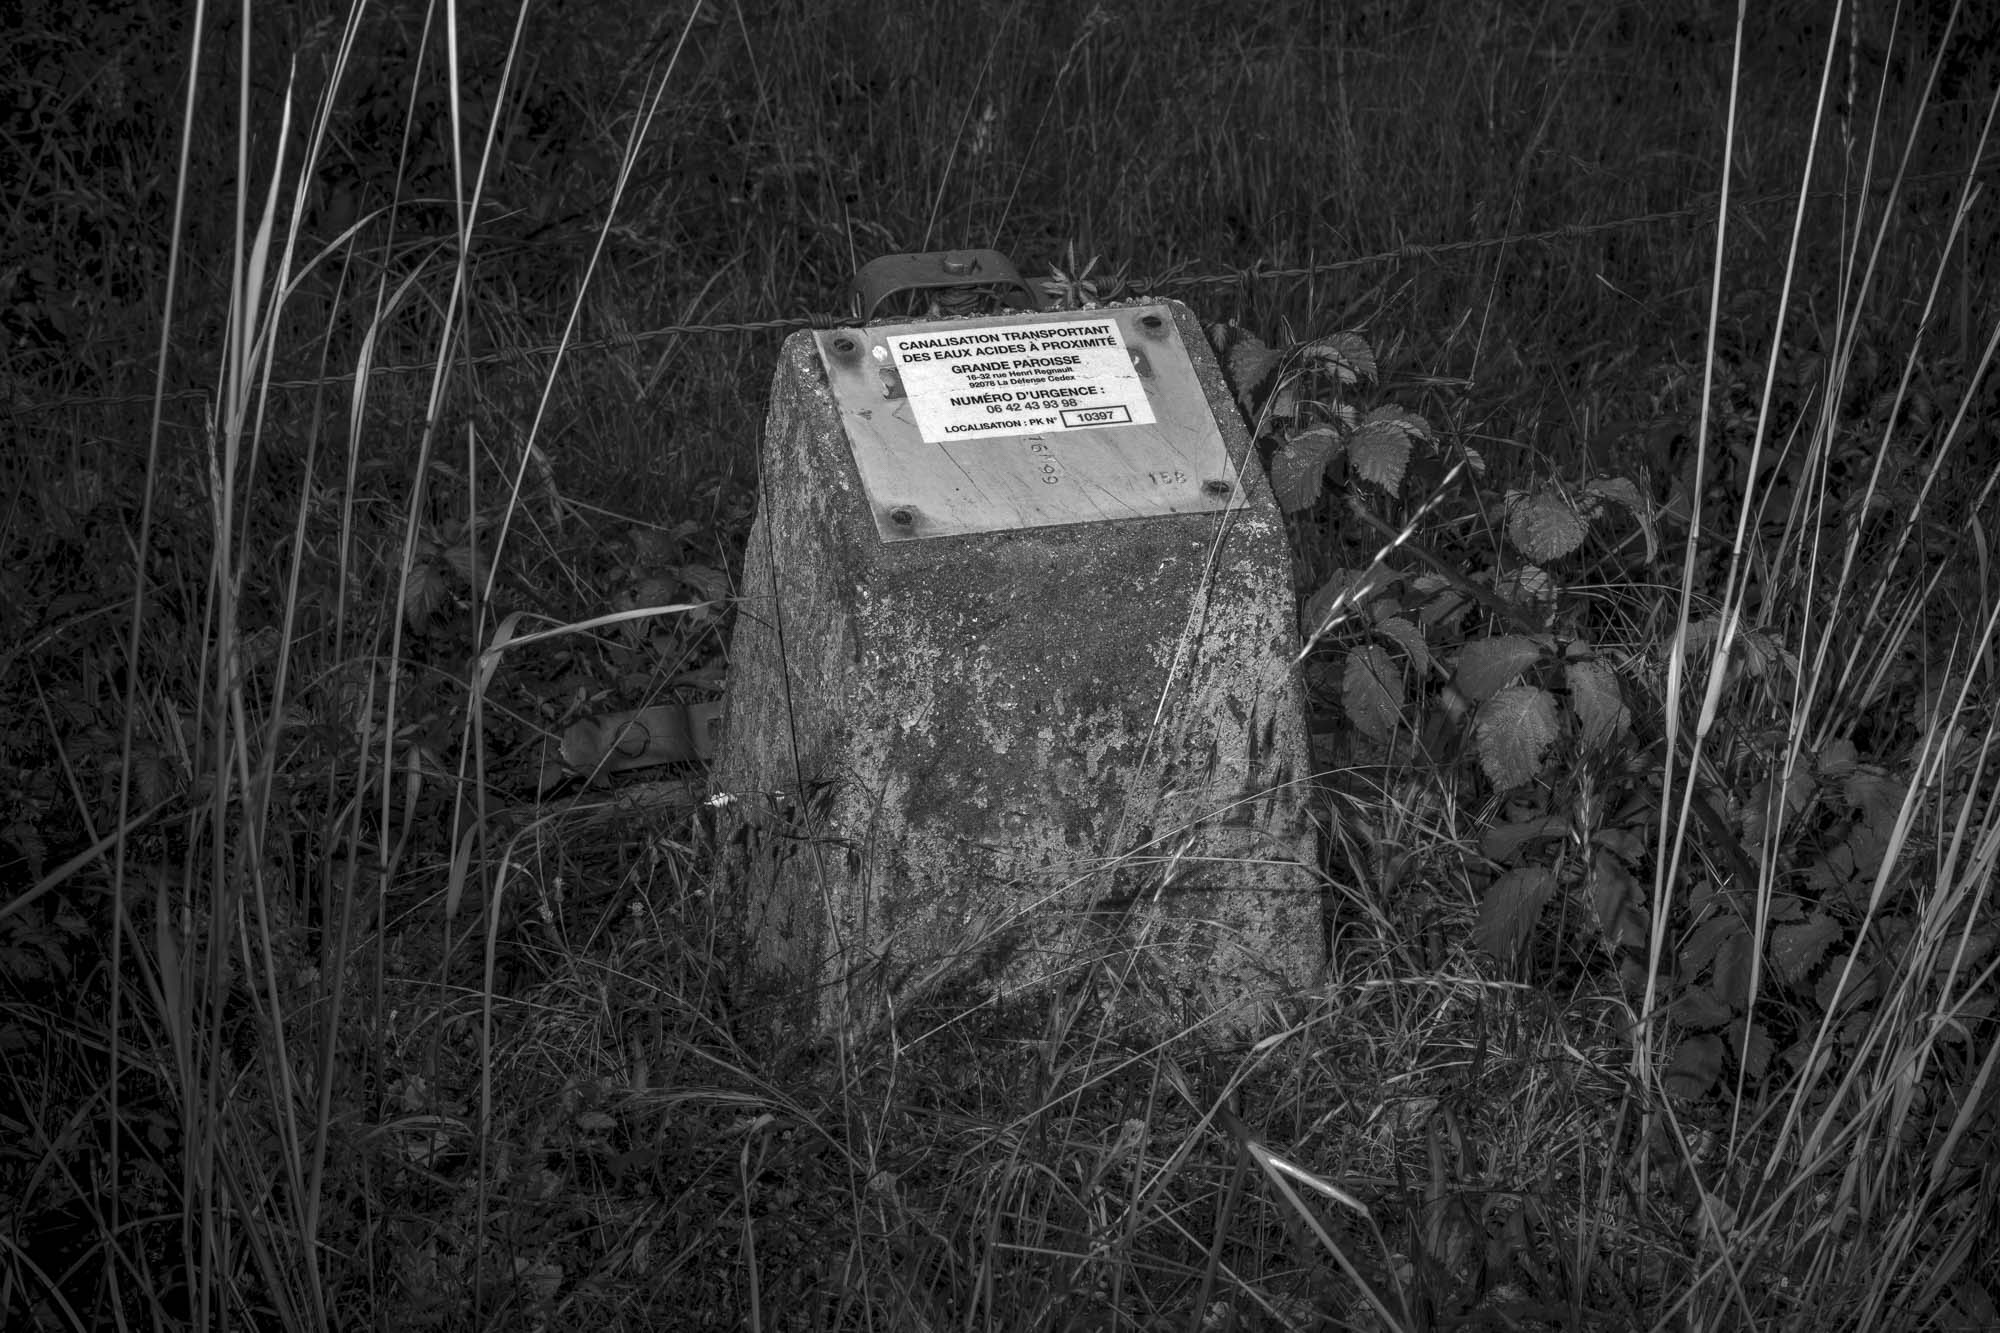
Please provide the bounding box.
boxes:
[713,300,1323,1036]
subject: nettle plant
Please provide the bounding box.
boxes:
[1216,322,1998,1114]
[1211,324,1662,967]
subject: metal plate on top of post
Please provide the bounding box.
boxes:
[814,302,1241,542]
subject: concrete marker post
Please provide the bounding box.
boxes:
[713,289,1323,1036]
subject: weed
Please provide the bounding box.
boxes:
[4,0,1997,1329]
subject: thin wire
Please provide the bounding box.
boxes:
[10,166,1991,418]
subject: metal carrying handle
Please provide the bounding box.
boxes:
[849,249,1045,322]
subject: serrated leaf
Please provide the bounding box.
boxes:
[1227,334,1280,406]
[1342,644,1403,742]
[1742,767,1815,857]
[1843,820,1895,882]
[1680,915,1745,974]
[1565,659,1630,746]
[574,1110,617,1132]
[1735,626,1797,679]
[1934,929,1995,983]
[1844,770,1904,833]
[1730,1019,1774,1081]
[1268,426,1345,512]
[1665,1034,1725,1101]
[1583,475,1658,563]
[675,563,730,601]
[1455,635,1547,702]
[1474,865,1558,964]
[1594,826,1647,864]
[1815,738,1859,778]
[1677,985,1735,1029]
[1497,564,1557,605]
[1405,575,1470,632]
[1372,403,1432,439]
[1816,947,1877,1012]
[1766,893,1807,922]
[1475,685,1559,789]
[1505,488,1589,561]
[1349,416,1415,491]
[1771,913,1842,988]
[1479,812,1569,863]
[1715,927,1758,1009]
[405,560,449,629]
[131,747,171,808]
[1301,568,1378,639]
[1590,847,1646,950]
[443,540,484,588]
[0,944,47,983]
[1300,331,1376,384]
[1373,614,1432,676]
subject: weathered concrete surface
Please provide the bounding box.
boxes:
[712,299,1321,1034]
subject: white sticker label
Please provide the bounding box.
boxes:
[885,318,1156,443]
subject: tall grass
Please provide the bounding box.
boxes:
[2,0,1995,1328]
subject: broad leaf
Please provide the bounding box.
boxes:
[1455,634,1546,703]
[1843,769,1905,832]
[1593,826,1647,864]
[676,562,731,601]
[1742,767,1815,857]
[1766,893,1807,921]
[1479,812,1569,864]
[1730,1019,1774,1081]
[1686,616,1797,682]
[1714,927,1758,1010]
[1373,614,1433,676]
[1583,475,1658,563]
[1365,403,1432,441]
[1410,574,1471,632]
[1665,1034,1725,1101]
[405,560,449,629]
[1681,616,1721,657]
[1301,568,1378,639]
[1267,426,1345,512]
[1342,644,1402,742]
[1771,913,1842,988]
[1815,947,1878,1013]
[1497,563,1558,607]
[1221,329,1279,406]
[1475,684,1559,789]
[1505,487,1589,561]
[1679,915,1744,974]
[1677,985,1735,1029]
[443,539,484,588]
[1815,738,1859,778]
[1299,331,1377,384]
[1565,658,1630,746]
[1474,865,1558,964]
[1589,847,1646,951]
[1349,411,1418,492]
